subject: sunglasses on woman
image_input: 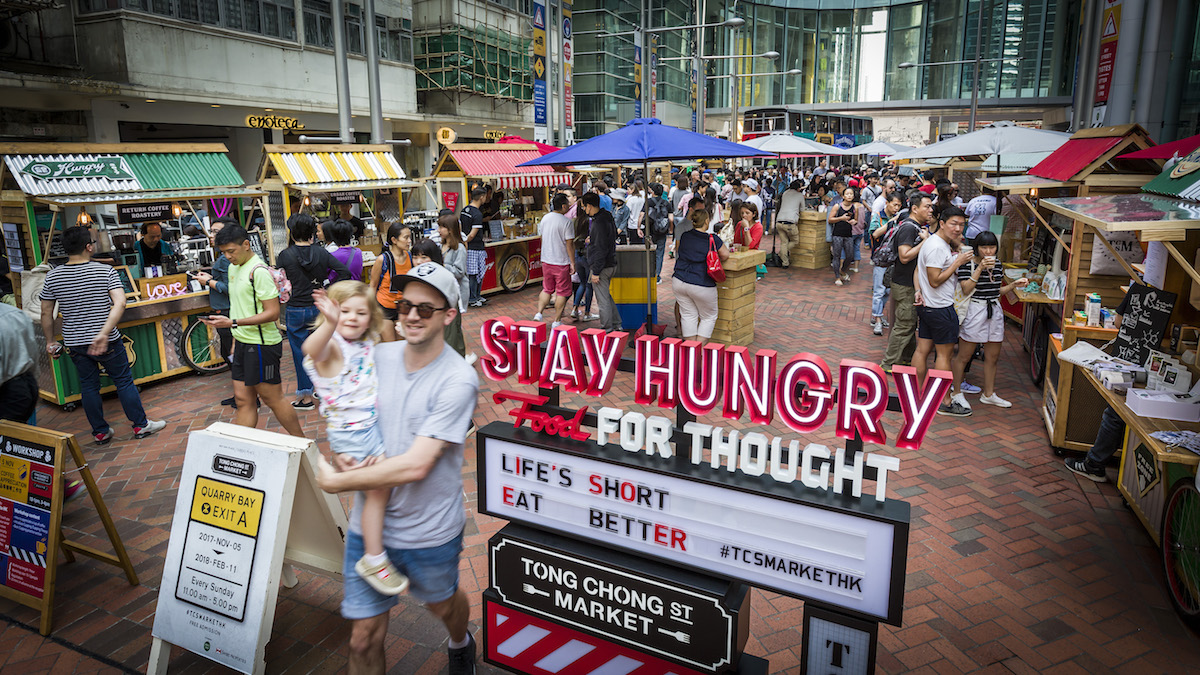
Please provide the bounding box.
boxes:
[397,299,450,319]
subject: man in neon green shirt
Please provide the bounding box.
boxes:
[201,225,304,437]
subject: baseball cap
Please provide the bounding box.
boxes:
[744,178,759,191]
[390,262,460,310]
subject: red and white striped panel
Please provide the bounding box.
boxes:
[484,596,708,675]
[497,174,563,190]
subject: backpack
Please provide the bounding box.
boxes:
[250,264,292,304]
[648,196,672,237]
[870,219,903,268]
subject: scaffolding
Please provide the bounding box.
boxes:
[415,24,532,101]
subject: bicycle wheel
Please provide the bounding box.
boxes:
[1161,480,1200,628]
[179,317,230,375]
[1029,316,1048,387]
[500,254,530,293]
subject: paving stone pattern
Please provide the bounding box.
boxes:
[2,257,1198,674]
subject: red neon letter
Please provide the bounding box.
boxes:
[891,366,953,450]
[581,329,629,395]
[722,347,777,424]
[836,360,889,446]
[678,341,724,416]
[539,324,588,392]
[635,336,681,409]
[775,353,834,433]
[479,317,516,382]
[509,321,547,385]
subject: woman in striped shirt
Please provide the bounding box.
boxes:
[950,231,1028,408]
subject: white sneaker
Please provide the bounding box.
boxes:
[951,392,973,410]
[551,321,562,329]
[872,320,883,336]
[134,419,167,439]
[834,279,844,286]
[842,274,851,282]
[979,393,1012,408]
[533,312,544,321]
[465,352,479,366]
[585,313,600,321]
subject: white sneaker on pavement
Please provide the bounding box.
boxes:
[951,392,973,410]
[533,312,544,321]
[134,419,167,439]
[979,393,1012,408]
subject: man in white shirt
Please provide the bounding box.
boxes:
[532,194,575,327]
[774,180,806,268]
[743,178,764,217]
[964,193,998,243]
[872,179,896,221]
[913,205,973,417]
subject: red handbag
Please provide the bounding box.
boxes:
[706,235,726,282]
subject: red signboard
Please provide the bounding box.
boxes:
[485,593,713,675]
[444,191,460,212]
[1094,41,1118,104]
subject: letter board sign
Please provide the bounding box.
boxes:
[490,524,749,672]
[151,423,350,675]
[483,592,769,675]
[800,604,878,675]
[477,423,910,625]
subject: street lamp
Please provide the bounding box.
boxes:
[899,56,1024,132]
[706,68,801,79]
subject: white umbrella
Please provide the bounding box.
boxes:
[852,140,916,156]
[740,133,851,156]
[887,121,1071,162]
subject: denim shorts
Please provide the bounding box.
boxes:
[341,529,464,619]
[328,424,385,463]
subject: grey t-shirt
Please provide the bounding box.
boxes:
[350,341,479,548]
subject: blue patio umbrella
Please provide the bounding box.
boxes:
[519,118,774,332]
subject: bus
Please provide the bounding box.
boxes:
[741,107,874,150]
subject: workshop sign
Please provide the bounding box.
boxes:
[151,423,349,675]
[490,525,749,672]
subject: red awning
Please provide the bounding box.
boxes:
[1119,134,1200,160]
[496,135,561,156]
[446,148,563,185]
[1028,136,1123,181]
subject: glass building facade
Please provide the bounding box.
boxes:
[573,0,1081,139]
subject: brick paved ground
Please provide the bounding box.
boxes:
[3,254,1199,674]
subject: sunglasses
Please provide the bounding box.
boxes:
[397,299,450,319]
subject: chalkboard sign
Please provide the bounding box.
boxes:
[1115,283,1178,365]
[113,266,139,298]
[1026,226,1052,271]
[247,230,267,262]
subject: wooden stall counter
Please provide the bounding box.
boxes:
[38,291,216,407]
[713,249,766,346]
[790,211,831,270]
[1043,327,1120,454]
[484,235,543,295]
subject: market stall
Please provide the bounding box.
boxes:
[256,145,417,272]
[1039,193,1200,454]
[0,142,263,408]
[430,143,569,294]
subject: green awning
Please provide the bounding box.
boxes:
[1141,164,1200,201]
[123,153,246,190]
[35,187,265,206]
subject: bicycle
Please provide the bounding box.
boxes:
[178,315,230,375]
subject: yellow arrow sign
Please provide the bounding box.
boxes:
[534,56,546,79]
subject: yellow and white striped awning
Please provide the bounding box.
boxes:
[266,151,406,186]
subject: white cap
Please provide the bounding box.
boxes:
[744,178,759,191]
[390,262,460,309]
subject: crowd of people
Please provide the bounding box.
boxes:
[0,157,1039,675]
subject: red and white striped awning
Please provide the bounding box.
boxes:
[496,173,563,189]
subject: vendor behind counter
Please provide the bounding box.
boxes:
[135,222,175,276]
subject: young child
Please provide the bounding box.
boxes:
[302,280,408,596]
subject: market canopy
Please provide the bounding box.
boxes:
[496,135,561,156]
[1042,194,1200,235]
[974,150,1055,174]
[1120,134,1200,160]
[886,121,1070,162]
[850,140,915,157]
[517,118,774,166]
[1,143,264,206]
[433,143,567,189]
[259,144,417,192]
[739,133,850,157]
[1141,147,1200,201]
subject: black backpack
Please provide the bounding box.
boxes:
[648,196,672,237]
